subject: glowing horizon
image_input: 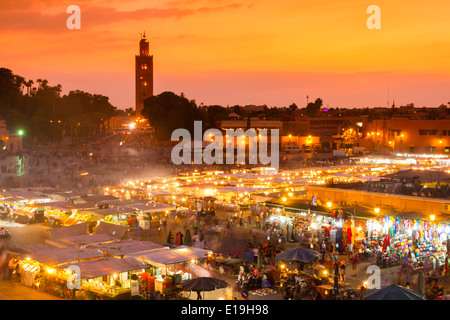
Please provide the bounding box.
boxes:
[0,0,449,109]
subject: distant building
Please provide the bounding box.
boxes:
[107,33,153,133]
[359,117,450,154]
[243,104,266,113]
[135,32,153,116]
[0,120,22,151]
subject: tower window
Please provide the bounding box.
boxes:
[141,64,148,70]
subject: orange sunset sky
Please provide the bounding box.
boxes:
[0,0,449,110]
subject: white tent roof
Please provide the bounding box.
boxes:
[217,186,264,194]
[57,257,149,279]
[129,246,212,269]
[129,202,176,213]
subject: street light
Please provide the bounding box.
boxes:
[374,207,380,214]
[326,201,332,208]
[17,129,24,150]
[430,215,436,221]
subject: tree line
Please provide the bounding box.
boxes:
[141,91,326,141]
[0,67,119,146]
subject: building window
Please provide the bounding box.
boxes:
[141,64,148,70]
[443,130,448,136]
[418,130,427,135]
[445,146,450,153]
[429,130,438,135]
[430,146,436,153]
[409,146,415,153]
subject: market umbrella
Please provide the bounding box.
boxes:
[184,229,192,246]
[180,277,228,300]
[275,247,321,264]
[361,284,426,300]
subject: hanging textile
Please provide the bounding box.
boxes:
[347,227,352,244]
[382,234,390,252]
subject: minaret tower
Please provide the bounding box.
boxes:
[135,32,153,116]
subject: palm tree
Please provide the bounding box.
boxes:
[25,80,34,96]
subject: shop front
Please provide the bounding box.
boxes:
[129,246,213,298]
[56,257,151,300]
[12,204,44,224]
[8,247,104,299]
[129,202,176,230]
[365,215,449,271]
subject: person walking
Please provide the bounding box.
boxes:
[321,240,327,261]
[339,260,346,284]
[352,254,359,277]
[252,246,259,264]
[347,242,354,261]
[406,256,413,281]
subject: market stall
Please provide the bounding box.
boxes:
[128,246,213,297]
[56,257,151,300]
[47,221,128,248]
[127,202,176,230]
[365,214,449,271]
[88,240,165,258]
[9,246,104,299]
[40,201,96,227]
[12,204,44,224]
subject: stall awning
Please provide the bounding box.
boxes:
[81,207,135,217]
[144,190,171,196]
[58,234,119,247]
[48,222,88,240]
[25,247,104,266]
[130,246,212,268]
[48,221,128,246]
[217,186,264,194]
[57,257,150,279]
[80,195,119,203]
[39,201,97,211]
[130,202,176,213]
[88,240,165,257]
[9,243,57,255]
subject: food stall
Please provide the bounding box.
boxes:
[128,246,213,297]
[215,186,264,211]
[56,257,151,300]
[88,240,165,259]
[13,204,44,224]
[0,191,52,223]
[40,201,97,227]
[10,246,104,299]
[365,214,449,270]
[128,202,176,230]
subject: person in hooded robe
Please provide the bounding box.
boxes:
[184,229,192,246]
[175,232,181,246]
[167,231,174,244]
[179,231,184,245]
[245,249,253,263]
